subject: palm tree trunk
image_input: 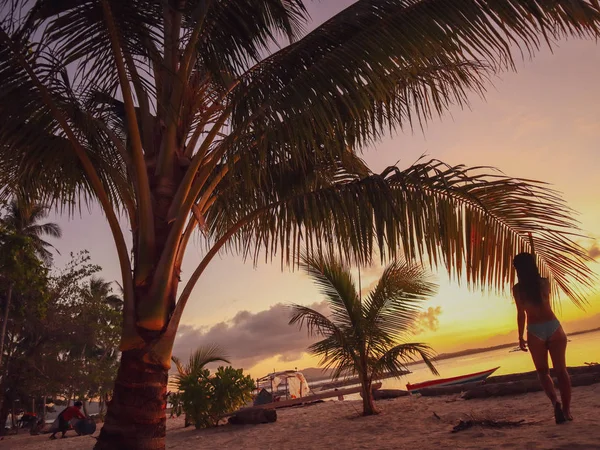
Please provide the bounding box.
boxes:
[94,349,168,450]
[0,379,10,436]
[360,378,377,416]
[359,355,377,416]
[0,284,13,369]
[41,394,47,424]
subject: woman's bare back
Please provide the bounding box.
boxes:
[513,278,556,324]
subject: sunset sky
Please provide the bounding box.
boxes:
[47,2,599,378]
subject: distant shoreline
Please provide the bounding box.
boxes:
[301,327,600,381]
[423,326,600,365]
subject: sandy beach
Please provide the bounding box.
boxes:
[1,383,598,450]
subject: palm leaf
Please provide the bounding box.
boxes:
[208,158,594,305]
[364,260,438,341]
[289,306,359,379]
[0,197,62,263]
[187,344,230,371]
[299,253,363,330]
[171,355,186,377]
[170,344,229,389]
[372,342,438,378]
[233,0,600,163]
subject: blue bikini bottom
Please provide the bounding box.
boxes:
[527,319,561,342]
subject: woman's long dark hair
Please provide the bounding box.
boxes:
[513,252,542,304]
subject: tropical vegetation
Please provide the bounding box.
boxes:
[291,254,439,415]
[171,346,254,429]
[0,197,121,432]
[1,1,599,448]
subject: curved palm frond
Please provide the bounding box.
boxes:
[308,334,359,380]
[288,304,358,379]
[183,0,308,82]
[0,197,62,264]
[187,344,230,372]
[28,0,162,95]
[372,342,438,378]
[299,253,361,330]
[288,304,346,343]
[170,345,229,389]
[233,0,600,161]
[171,355,186,378]
[0,37,135,216]
[86,277,113,300]
[27,222,62,239]
[364,260,438,341]
[207,158,594,306]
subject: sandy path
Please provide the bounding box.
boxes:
[1,383,598,449]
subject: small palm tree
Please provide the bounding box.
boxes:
[1,198,61,264]
[171,345,231,385]
[290,253,439,415]
[84,277,124,312]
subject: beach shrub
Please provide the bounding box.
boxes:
[179,366,255,429]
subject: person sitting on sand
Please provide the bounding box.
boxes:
[512,252,572,424]
[49,401,86,440]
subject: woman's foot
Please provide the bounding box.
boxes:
[564,410,573,421]
[554,402,567,424]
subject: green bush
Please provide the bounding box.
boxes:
[179,366,255,429]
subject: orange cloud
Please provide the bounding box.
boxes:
[414,306,442,334]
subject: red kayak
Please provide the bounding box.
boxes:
[406,367,499,393]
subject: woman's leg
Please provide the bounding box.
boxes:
[548,327,571,419]
[527,332,558,405]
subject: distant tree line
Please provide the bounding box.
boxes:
[0,196,121,434]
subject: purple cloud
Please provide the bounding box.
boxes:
[173,301,329,370]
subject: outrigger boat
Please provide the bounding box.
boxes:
[249,370,382,411]
[406,367,499,393]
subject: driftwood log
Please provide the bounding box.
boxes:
[410,365,600,399]
[485,364,600,385]
[372,389,411,400]
[417,381,484,397]
[227,408,277,425]
[463,371,600,400]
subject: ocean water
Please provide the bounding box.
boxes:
[383,329,600,390]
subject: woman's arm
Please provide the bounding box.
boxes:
[513,286,528,352]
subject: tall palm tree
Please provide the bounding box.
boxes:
[1,198,61,264]
[0,198,61,367]
[290,254,438,415]
[84,277,124,312]
[0,2,598,448]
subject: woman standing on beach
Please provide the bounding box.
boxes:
[513,252,572,423]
